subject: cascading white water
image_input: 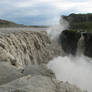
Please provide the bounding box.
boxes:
[47,17,92,92]
[76,33,85,56]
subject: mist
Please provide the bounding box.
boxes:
[48,55,92,92]
[47,16,92,92]
[46,16,69,41]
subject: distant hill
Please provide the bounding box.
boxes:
[62,13,92,31]
[0,19,49,28]
[0,19,25,27]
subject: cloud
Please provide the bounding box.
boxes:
[0,0,92,25]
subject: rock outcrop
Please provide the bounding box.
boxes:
[83,33,92,57]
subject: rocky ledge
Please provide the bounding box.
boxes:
[0,62,86,92]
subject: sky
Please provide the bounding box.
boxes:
[0,0,92,25]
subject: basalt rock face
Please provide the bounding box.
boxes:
[59,30,81,55]
[83,33,92,57]
[0,31,56,69]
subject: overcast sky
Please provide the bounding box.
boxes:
[0,0,92,25]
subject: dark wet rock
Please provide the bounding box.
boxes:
[83,33,92,57]
[59,30,81,55]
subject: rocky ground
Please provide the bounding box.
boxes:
[0,62,86,92]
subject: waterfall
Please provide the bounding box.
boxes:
[76,33,85,55]
[0,31,58,69]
